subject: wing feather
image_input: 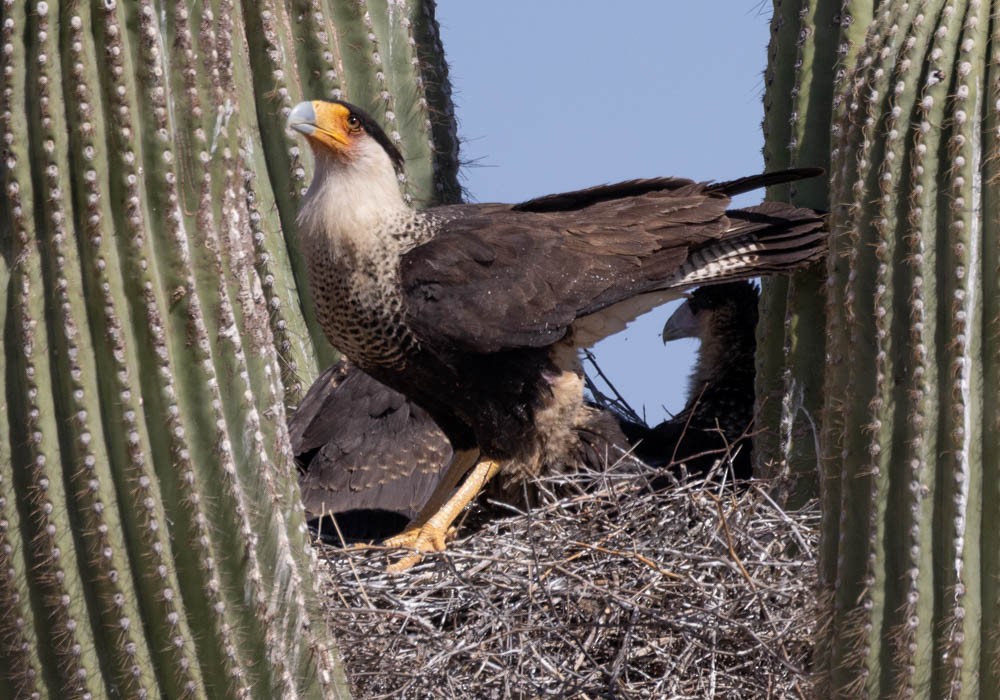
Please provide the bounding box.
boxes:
[402,183,731,353]
[290,360,453,520]
[401,170,825,354]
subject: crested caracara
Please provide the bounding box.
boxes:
[288,99,826,569]
[618,281,759,485]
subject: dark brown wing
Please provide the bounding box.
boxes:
[401,172,825,354]
[289,360,453,520]
[402,180,733,353]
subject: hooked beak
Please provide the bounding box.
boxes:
[662,299,699,343]
[288,101,318,136]
[288,100,352,153]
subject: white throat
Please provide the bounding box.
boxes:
[296,136,409,255]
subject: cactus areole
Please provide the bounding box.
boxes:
[287,98,828,568]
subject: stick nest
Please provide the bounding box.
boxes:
[316,461,818,698]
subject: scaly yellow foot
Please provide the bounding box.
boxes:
[383,523,450,572]
[383,457,501,572]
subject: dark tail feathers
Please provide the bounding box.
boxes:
[709,167,825,197]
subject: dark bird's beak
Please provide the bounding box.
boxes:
[662,300,699,343]
[288,101,318,136]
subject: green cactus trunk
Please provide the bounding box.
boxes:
[762,0,999,696]
[0,0,458,696]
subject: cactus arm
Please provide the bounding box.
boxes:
[768,0,1000,696]
[3,4,107,695]
[377,1,434,204]
[372,0,461,207]
[0,0,421,693]
[759,0,844,503]
[322,0,459,207]
[0,8,64,693]
[778,0,840,505]
[2,0,459,695]
[408,1,462,204]
[816,1,878,621]
[789,2,845,509]
[757,2,801,488]
[981,13,1000,697]
[930,2,988,694]
[866,7,940,697]
[826,17,890,698]
[761,0,876,499]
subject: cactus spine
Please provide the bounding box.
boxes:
[763,0,999,696]
[0,0,459,696]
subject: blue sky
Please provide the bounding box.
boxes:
[434,2,773,423]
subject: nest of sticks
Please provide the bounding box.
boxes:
[316,456,819,699]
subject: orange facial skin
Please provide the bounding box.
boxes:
[288,100,365,157]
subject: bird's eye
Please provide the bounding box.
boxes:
[346,114,362,132]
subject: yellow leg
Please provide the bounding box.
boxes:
[403,448,480,529]
[344,449,476,551]
[384,457,502,572]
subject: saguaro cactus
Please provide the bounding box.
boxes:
[763,0,999,696]
[0,0,459,696]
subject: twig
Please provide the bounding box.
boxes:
[582,348,644,423]
[315,460,819,698]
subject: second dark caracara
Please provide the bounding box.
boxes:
[290,359,628,544]
[288,99,827,569]
[618,281,759,485]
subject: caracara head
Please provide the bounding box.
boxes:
[288,100,409,240]
[288,99,405,174]
[662,282,760,344]
[662,281,760,401]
